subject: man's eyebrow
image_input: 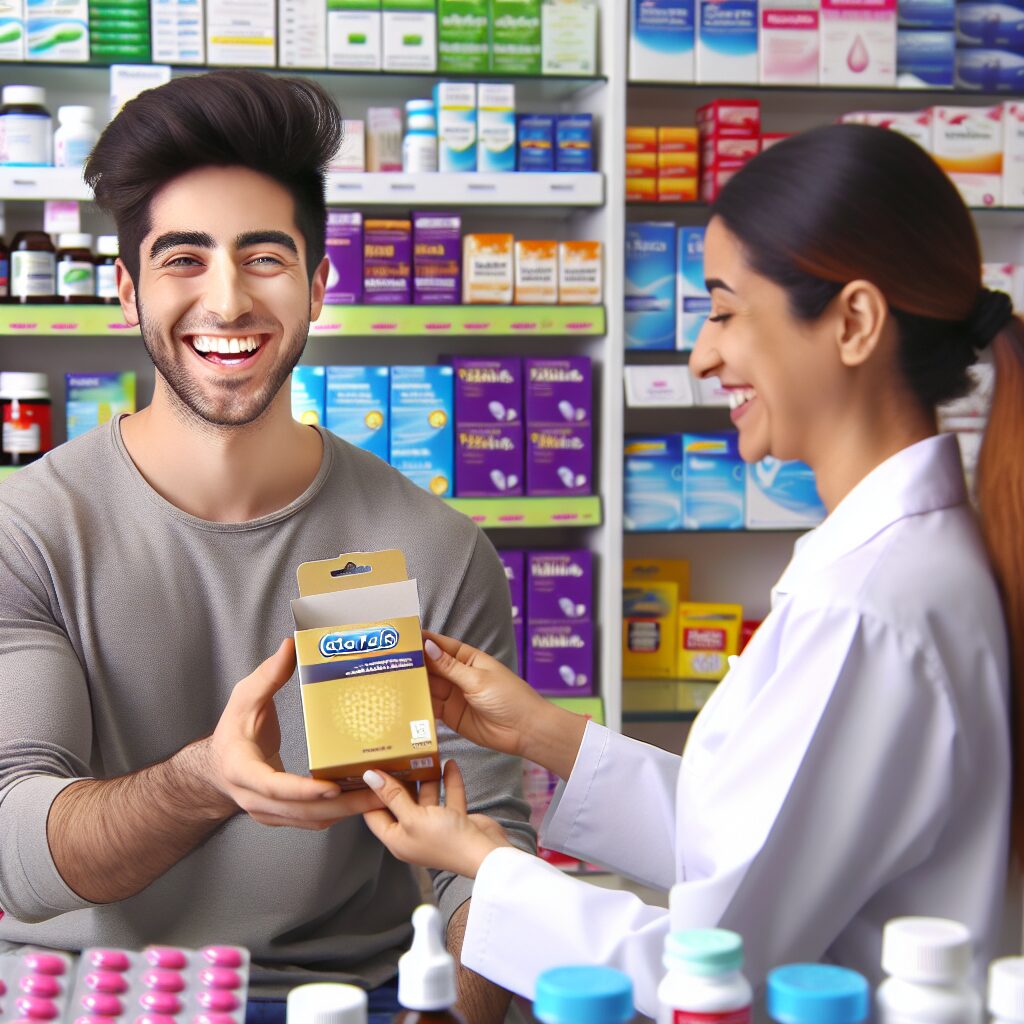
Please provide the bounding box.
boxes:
[150,231,215,261]
[235,230,299,255]
[705,277,736,294]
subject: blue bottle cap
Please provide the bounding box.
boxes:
[533,966,634,1024]
[767,965,869,1024]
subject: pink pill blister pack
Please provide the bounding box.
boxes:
[0,949,76,1024]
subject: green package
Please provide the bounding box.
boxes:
[438,0,488,72]
[489,0,539,74]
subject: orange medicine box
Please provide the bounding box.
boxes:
[658,151,699,177]
[626,126,658,153]
[678,601,743,681]
[514,240,558,305]
[626,152,658,177]
[659,177,698,202]
[627,178,657,202]
[558,241,603,305]
[658,126,699,153]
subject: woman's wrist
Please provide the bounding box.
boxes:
[520,701,588,781]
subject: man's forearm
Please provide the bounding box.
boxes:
[47,738,235,904]
[447,899,512,1024]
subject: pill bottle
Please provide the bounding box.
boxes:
[876,917,981,1024]
[533,966,635,1023]
[0,371,52,467]
[0,86,53,166]
[657,929,751,1023]
[403,101,437,174]
[96,235,120,304]
[989,958,1024,1024]
[394,905,465,1024]
[10,230,56,304]
[54,106,99,169]
[767,964,869,1024]
[287,983,366,1024]
[57,233,96,303]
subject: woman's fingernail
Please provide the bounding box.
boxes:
[424,639,443,661]
[363,770,384,791]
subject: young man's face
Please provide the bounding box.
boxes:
[118,165,328,428]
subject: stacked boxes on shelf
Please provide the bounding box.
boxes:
[525,356,593,498]
[698,98,761,201]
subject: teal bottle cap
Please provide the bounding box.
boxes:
[533,966,634,1024]
[766,965,869,1024]
[664,929,744,976]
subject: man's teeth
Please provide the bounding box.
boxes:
[191,335,261,354]
[728,387,757,411]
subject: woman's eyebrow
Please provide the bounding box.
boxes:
[706,277,735,294]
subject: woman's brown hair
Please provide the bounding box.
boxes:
[713,122,1024,850]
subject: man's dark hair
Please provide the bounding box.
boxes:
[85,70,342,289]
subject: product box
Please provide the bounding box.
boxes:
[435,80,477,172]
[820,0,897,85]
[65,372,137,440]
[677,226,711,353]
[363,218,411,304]
[477,82,516,173]
[956,47,1024,93]
[332,119,366,171]
[325,365,389,461]
[558,241,602,304]
[290,549,440,787]
[696,98,761,137]
[760,0,820,84]
[625,557,691,597]
[541,0,598,75]
[661,126,700,152]
[453,355,522,425]
[292,364,326,426]
[842,108,932,149]
[367,106,402,171]
[1004,101,1024,207]
[0,0,26,59]
[412,211,461,305]
[205,0,274,65]
[701,164,741,201]
[455,423,523,495]
[745,456,826,529]
[490,0,541,73]
[515,240,558,304]
[518,113,554,171]
[526,621,593,694]
[677,601,743,680]
[932,104,1003,207]
[701,135,759,162]
[896,28,954,86]
[623,433,684,532]
[625,222,677,351]
[628,173,658,203]
[280,0,327,66]
[525,356,591,425]
[659,129,699,197]
[325,211,363,305]
[682,432,745,530]
[328,0,382,70]
[389,364,454,496]
[624,364,695,407]
[629,0,696,81]
[697,0,759,82]
[528,548,592,623]
[982,260,1015,296]
[623,582,679,679]
[90,0,149,64]
[383,0,436,71]
[526,424,592,495]
[555,113,594,172]
[628,125,659,152]
[150,0,204,63]
[956,0,1024,48]
[898,0,953,27]
[438,0,488,72]
[27,0,90,60]
[499,547,525,623]
[109,63,172,116]
[462,233,514,304]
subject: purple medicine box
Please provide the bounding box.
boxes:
[364,219,411,305]
[527,549,592,624]
[413,212,461,305]
[455,423,524,497]
[526,621,594,695]
[498,548,525,623]
[526,423,592,496]
[453,356,523,426]
[325,212,363,305]
[525,357,592,427]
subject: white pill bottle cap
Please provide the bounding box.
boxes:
[881,917,973,983]
[286,982,367,1024]
[990,959,1024,1021]
[398,904,457,1012]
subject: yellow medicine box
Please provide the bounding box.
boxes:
[678,602,743,681]
[291,550,440,789]
[626,126,658,154]
[622,560,691,679]
[658,126,699,153]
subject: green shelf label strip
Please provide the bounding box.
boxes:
[444,496,602,528]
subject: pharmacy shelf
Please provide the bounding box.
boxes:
[444,496,602,529]
[625,527,810,535]
[0,467,19,482]
[622,678,717,721]
[0,305,607,337]
[627,80,1018,101]
[0,167,604,208]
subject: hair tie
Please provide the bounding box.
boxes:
[965,288,1015,349]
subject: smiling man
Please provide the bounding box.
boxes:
[0,70,532,1024]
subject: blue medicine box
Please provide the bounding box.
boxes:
[555,114,594,172]
[682,432,745,530]
[326,366,390,462]
[518,114,555,171]
[291,365,325,427]
[624,433,684,532]
[389,365,455,497]
[625,222,677,351]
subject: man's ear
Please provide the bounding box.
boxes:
[116,259,139,326]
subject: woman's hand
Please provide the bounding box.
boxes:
[362,760,512,879]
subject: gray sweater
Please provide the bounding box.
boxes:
[0,419,534,991]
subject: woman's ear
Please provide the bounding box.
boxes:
[833,279,891,368]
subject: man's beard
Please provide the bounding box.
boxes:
[138,302,308,428]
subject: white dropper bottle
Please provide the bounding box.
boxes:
[396,904,466,1024]
[989,958,1024,1023]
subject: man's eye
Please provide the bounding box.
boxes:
[166,255,201,268]
[247,255,284,266]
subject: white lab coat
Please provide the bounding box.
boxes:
[462,434,1014,1018]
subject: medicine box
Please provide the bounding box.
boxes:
[678,602,743,680]
[745,456,827,529]
[558,241,603,305]
[625,557,691,597]
[897,28,954,87]
[205,0,274,66]
[629,0,696,81]
[292,365,326,427]
[623,581,680,679]
[677,226,711,353]
[555,113,594,172]
[625,222,677,350]
[0,0,25,59]
[490,0,541,74]
[332,119,366,172]
[455,423,524,496]
[412,211,461,305]
[682,432,745,530]
[66,372,136,440]
[525,356,592,426]
[820,0,897,86]
[932,105,1003,207]
[760,0,820,84]
[842,109,932,149]
[527,548,592,624]
[382,0,436,71]
[367,105,403,171]
[462,233,514,304]
[955,48,1024,94]
[438,0,488,73]
[526,424,592,496]
[389,364,454,496]
[328,0,382,70]
[477,83,516,173]
[1004,101,1024,208]
[515,240,558,305]
[898,0,953,27]
[325,211,363,305]
[624,433,684,532]
[697,98,761,137]
[364,218,411,304]
[956,0,1024,48]
[498,547,525,623]
[325,365,390,462]
[280,0,327,66]
[150,0,204,64]
[541,0,598,75]
[526,621,593,695]
[453,355,522,425]
[435,80,477,172]
[697,0,759,83]
[518,113,554,171]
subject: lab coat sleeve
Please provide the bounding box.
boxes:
[541,720,680,890]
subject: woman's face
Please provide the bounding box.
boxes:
[689,217,849,465]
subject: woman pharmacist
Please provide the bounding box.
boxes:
[361,123,1024,1015]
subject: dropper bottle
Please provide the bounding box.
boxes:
[395,905,466,1024]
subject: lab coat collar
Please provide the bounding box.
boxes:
[773,433,968,599]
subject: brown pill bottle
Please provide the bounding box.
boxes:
[56,233,96,304]
[10,230,56,304]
